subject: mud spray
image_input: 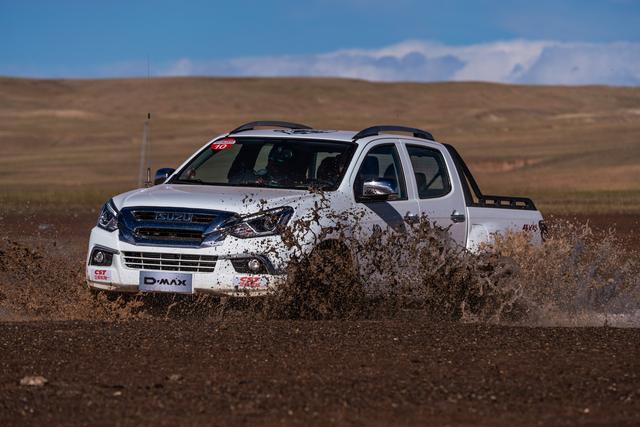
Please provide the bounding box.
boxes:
[1,207,638,326]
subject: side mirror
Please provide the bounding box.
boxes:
[361,178,398,201]
[154,168,175,185]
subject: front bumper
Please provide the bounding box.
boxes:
[85,226,290,296]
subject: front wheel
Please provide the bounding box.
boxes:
[271,240,364,319]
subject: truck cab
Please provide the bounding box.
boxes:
[87,121,544,295]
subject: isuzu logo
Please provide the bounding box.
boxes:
[154,212,193,222]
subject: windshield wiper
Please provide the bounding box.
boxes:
[293,180,334,190]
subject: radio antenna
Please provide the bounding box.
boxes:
[138,56,152,187]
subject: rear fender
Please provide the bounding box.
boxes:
[466,207,544,251]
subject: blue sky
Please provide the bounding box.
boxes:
[1,0,640,84]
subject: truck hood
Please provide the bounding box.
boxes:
[112,184,312,215]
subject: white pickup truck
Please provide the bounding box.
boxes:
[86,121,544,295]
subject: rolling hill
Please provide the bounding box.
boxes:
[1,77,639,213]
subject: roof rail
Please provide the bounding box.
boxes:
[352,125,434,141]
[229,120,312,134]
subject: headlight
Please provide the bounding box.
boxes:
[97,199,119,232]
[228,206,293,238]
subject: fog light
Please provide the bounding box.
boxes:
[247,258,262,272]
[230,257,269,274]
[89,247,115,266]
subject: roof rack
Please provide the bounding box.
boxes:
[352,125,434,141]
[229,120,312,134]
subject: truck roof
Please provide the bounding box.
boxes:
[228,129,361,142]
[227,125,438,146]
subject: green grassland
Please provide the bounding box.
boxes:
[1,77,639,213]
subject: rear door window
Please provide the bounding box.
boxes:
[406,145,451,199]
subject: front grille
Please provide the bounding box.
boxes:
[119,207,234,248]
[132,211,216,224]
[123,251,217,272]
[135,228,203,242]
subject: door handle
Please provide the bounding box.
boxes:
[405,213,419,223]
[450,210,465,223]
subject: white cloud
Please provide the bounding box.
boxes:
[163,58,195,77]
[158,40,640,86]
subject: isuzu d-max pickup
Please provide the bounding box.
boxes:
[86,121,544,295]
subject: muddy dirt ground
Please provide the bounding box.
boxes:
[1,210,639,426]
[2,320,640,427]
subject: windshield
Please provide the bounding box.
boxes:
[171,137,356,190]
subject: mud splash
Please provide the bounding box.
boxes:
[265,191,640,326]
[484,220,640,327]
[266,215,640,326]
[1,216,639,326]
[263,217,523,322]
[0,239,142,321]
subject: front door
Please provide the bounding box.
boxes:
[352,141,420,233]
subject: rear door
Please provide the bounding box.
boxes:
[401,141,467,245]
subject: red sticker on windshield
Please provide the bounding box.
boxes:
[211,138,236,150]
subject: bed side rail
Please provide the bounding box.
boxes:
[444,143,537,211]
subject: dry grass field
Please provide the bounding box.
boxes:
[1,77,639,213]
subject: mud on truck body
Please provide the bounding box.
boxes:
[87,121,544,296]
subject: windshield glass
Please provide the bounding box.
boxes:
[171,137,355,190]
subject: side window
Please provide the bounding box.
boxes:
[353,144,407,201]
[407,145,451,199]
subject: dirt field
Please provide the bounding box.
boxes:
[2,320,640,427]
[1,77,639,426]
[1,209,639,426]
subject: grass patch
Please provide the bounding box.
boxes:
[0,186,132,212]
[533,189,640,215]
[2,77,640,215]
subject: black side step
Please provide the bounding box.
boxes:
[229,121,312,134]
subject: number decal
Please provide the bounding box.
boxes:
[210,138,236,150]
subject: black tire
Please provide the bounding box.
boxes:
[304,240,364,318]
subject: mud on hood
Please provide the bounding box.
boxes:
[112,184,313,215]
